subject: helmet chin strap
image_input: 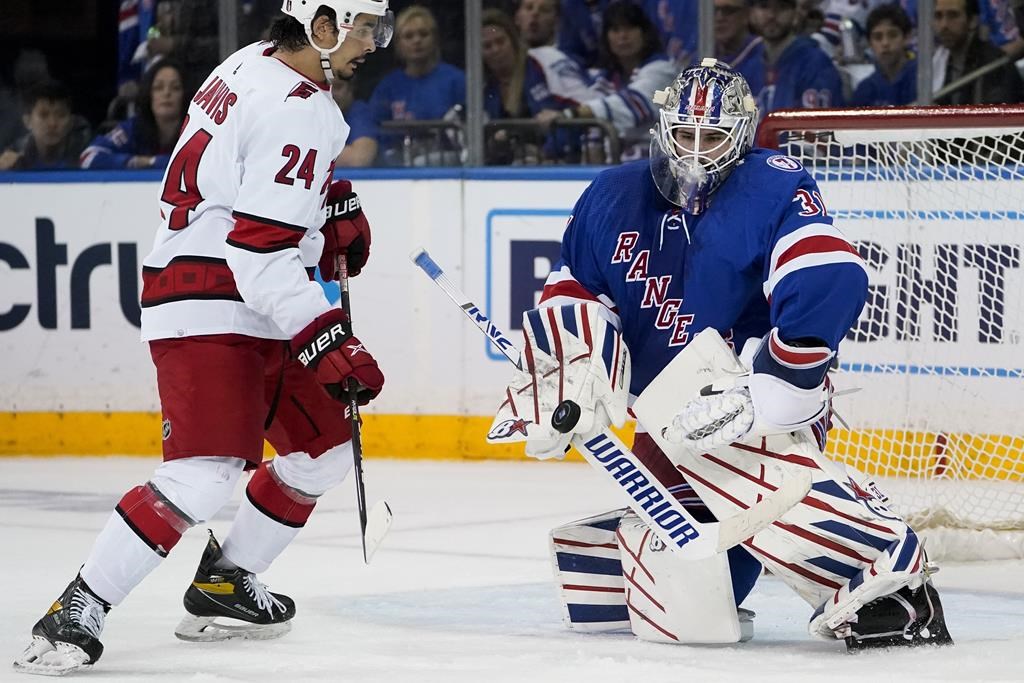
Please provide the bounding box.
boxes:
[305,27,347,84]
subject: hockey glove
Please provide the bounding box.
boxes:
[291,309,384,405]
[320,180,371,280]
[663,329,832,451]
[487,303,630,460]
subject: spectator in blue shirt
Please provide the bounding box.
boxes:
[0,80,90,171]
[333,77,379,168]
[852,4,917,106]
[81,60,186,170]
[369,5,465,165]
[749,0,846,116]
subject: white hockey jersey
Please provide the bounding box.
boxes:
[141,42,349,342]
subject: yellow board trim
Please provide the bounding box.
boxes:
[0,413,1020,482]
[0,412,615,462]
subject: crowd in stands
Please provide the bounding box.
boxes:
[3,0,1024,171]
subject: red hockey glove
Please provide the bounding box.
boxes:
[291,309,384,405]
[320,180,371,280]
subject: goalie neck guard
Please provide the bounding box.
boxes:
[649,58,758,214]
[280,0,394,81]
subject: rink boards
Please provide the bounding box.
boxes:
[0,167,1021,478]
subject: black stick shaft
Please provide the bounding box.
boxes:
[337,253,369,561]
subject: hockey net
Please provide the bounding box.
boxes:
[759,106,1024,560]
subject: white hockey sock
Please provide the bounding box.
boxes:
[80,512,163,606]
[220,460,317,573]
[220,494,303,574]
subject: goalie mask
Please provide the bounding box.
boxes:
[650,58,758,214]
[281,0,394,80]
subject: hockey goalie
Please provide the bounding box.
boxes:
[487,60,952,651]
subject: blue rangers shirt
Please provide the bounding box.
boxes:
[752,36,846,117]
[539,151,868,400]
[851,58,917,106]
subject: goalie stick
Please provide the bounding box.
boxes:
[337,254,393,564]
[410,247,809,560]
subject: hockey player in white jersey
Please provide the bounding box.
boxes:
[14,1,393,676]
[491,60,953,651]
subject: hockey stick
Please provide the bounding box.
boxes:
[410,247,786,560]
[337,254,393,564]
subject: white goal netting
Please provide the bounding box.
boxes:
[760,106,1024,559]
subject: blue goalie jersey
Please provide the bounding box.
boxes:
[540,152,868,398]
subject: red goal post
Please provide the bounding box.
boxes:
[757,105,1024,561]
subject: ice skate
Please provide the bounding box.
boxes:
[843,581,953,651]
[175,531,295,642]
[13,574,110,676]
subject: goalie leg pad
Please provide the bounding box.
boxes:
[550,509,630,632]
[617,512,756,644]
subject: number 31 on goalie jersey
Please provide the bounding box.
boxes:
[794,188,828,217]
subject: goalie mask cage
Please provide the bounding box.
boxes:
[758,105,1024,561]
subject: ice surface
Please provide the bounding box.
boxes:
[3,457,1023,683]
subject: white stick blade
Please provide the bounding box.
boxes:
[363,500,394,564]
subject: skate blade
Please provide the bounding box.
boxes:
[174,615,292,642]
[12,637,92,676]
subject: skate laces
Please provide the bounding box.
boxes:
[242,574,286,616]
[67,589,107,639]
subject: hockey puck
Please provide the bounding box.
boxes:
[551,400,582,433]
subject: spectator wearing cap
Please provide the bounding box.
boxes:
[749,0,845,116]
[80,60,186,170]
[932,0,1024,104]
[713,0,764,93]
[0,80,91,171]
[851,4,917,106]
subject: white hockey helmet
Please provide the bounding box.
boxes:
[649,58,758,213]
[281,0,394,53]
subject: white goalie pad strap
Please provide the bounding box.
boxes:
[617,513,752,644]
[550,509,630,632]
[488,302,631,460]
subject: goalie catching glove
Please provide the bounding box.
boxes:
[663,328,833,451]
[487,303,631,459]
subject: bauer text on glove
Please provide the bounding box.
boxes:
[320,179,371,279]
[291,309,384,405]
